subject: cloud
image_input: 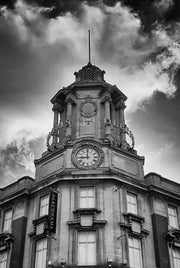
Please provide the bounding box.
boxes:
[141,141,180,182]
[0,0,180,185]
[153,0,174,16]
[0,130,47,186]
[0,131,35,185]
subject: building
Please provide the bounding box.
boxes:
[0,61,180,268]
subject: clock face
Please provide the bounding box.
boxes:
[71,142,104,169]
[76,147,99,167]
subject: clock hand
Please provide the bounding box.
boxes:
[86,149,90,159]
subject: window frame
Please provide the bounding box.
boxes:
[79,186,96,209]
[167,205,179,229]
[126,192,138,215]
[2,209,13,232]
[169,246,180,268]
[77,230,97,265]
[128,236,143,268]
[39,194,50,218]
[34,238,48,268]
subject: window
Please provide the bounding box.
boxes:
[3,209,12,232]
[172,247,180,268]
[0,251,7,268]
[35,238,47,268]
[127,192,138,215]
[128,237,142,268]
[78,231,96,265]
[168,205,178,229]
[39,195,49,217]
[80,187,95,208]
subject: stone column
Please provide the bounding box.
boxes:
[119,99,127,148]
[52,102,60,144]
[120,100,126,140]
[66,97,73,139]
[104,96,112,138]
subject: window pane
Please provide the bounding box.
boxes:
[39,195,49,217]
[78,243,86,265]
[78,231,96,265]
[35,239,47,268]
[88,243,96,265]
[129,246,134,268]
[87,187,94,197]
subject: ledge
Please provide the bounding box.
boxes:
[123,213,145,223]
[67,220,107,229]
[73,208,101,214]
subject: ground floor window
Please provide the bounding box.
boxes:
[128,236,142,268]
[172,247,180,268]
[78,231,96,265]
[0,251,7,268]
[35,238,47,268]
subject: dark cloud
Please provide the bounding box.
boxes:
[1,0,179,33]
[0,0,16,9]
[1,0,179,30]
[129,69,180,149]
[165,0,180,22]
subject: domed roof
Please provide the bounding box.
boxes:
[74,62,105,82]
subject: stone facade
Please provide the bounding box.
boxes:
[0,63,180,268]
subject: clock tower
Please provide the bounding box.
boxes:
[35,61,144,182]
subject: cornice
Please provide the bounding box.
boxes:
[148,185,180,201]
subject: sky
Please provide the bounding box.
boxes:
[0,0,180,187]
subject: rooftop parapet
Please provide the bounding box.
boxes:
[145,172,180,196]
[0,176,34,202]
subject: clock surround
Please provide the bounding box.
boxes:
[71,142,104,169]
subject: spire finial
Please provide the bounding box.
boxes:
[88,29,91,65]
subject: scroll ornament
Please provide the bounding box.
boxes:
[124,125,135,149]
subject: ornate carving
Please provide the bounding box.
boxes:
[0,233,14,250]
[52,101,62,112]
[74,62,105,82]
[120,213,149,237]
[67,208,106,229]
[47,130,53,148]
[66,119,71,127]
[167,229,180,246]
[46,125,61,149]
[80,97,97,118]
[124,125,135,149]
[104,118,111,126]
[119,125,135,150]
[29,215,49,238]
[101,95,112,104]
[65,96,76,104]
